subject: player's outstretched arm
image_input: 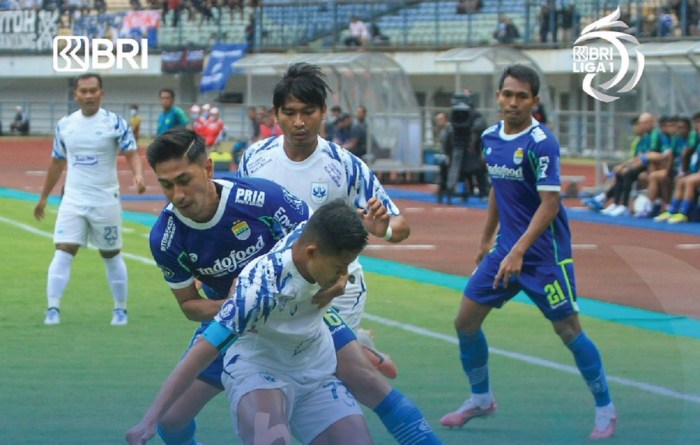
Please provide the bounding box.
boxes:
[125,339,218,445]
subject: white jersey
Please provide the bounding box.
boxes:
[52,108,136,207]
[212,228,335,386]
[239,135,401,329]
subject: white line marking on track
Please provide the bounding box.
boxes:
[365,244,436,250]
[404,207,427,212]
[2,215,698,404]
[676,244,700,250]
[572,244,598,250]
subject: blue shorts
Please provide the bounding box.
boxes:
[188,308,357,390]
[465,252,579,321]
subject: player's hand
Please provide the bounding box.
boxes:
[125,420,156,444]
[474,244,490,266]
[493,251,523,289]
[359,197,391,239]
[134,175,146,194]
[312,274,348,308]
[34,198,47,221]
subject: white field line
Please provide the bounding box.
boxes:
[365,244,436,250]
[2,215,699,405]
[676,244,700,250]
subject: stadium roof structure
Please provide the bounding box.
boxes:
[634,41,700,117]
[435,46,553,109]
[232,52,424,166]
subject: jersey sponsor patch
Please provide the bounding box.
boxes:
[235,188,265,207]
[310,182,329,204]
[196,235,265,277]
[232,220,252,240]
[72,154,98,166]
[160,216,176,252]
[531,127,547,143]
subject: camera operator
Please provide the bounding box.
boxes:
[443,92,489,203]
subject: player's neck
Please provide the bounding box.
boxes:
[283,141,316,162]
[503,120,530,135]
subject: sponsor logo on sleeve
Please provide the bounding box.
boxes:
[282,188,304,213]
[235,188,266,207]
[160,216,176,252]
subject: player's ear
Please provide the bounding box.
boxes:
[203,157,214,178]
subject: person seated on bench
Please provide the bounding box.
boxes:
[10,106,30,135]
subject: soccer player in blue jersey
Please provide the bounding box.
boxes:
[440,65,617,440]
[239,62,442,445]
[127,200,373,445]
[145,128,315,444]
[145,128,440,445]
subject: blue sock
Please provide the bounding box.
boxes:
[373,389,442,445]
[458,330,490,394]
[157,419,197,445]
[680,199,695,216]
[669,198,681,214]
[567,332,611,407]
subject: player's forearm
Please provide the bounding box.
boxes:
[40,160,65,199]
[125,150,144,178]
[140,341,217,425]
[180,298,225,321]
[385,215,410,243]
[511,192,559,256]
[480,190,499,245]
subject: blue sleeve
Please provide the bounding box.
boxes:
[149,214,196,288]
[260,179,311,236]
[52,120,66,159]
[343,149,401,216]
[116,114,137,151]
[530,128,561,191]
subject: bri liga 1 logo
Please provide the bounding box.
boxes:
[52,36,148,72]
[572,7,645,103]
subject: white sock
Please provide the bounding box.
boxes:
[104,253,127,310]
[595,192,606,202]
[47,250,74,309]
[471,392,494,406]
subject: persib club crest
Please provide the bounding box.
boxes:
[513,147,524,165]
[311,182,329,204]
[232,220,251,240]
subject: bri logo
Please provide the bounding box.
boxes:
[52,36,149,72]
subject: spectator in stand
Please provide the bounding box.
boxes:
[331,113,353,148]
[322,104,342,139]
[493,15,520,44]
[244,12,255,51]
[435,111,453,203]
[559,3,577,42]
[10,105,30,135]
[157,88,189,135]
[259,107,282,139]
[456,0,482,14]
[246,105,261,143]
[344,15,370,48]
[539,4,556,43]
[369,22,390,44]
[129,104,142,142]
[202,106,225,151]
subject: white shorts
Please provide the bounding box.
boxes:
[223,368,363,444]
[331,268,367,332]
[54,201,123,250]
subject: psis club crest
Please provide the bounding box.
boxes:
[310,182,329,204]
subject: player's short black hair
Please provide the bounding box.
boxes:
[630,115,640,125]
[301,199,368,256]
[159,88,175,99]
[273,62,331,110]
[146,127,207,169]
[75,73,103,89]
[498,64,540,97]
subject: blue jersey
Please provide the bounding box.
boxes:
[149,177,311,299]
[482,119,572,265]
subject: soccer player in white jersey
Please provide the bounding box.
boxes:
[239,63,442,445]
[440,65,617,439]
[34,73,145,326]
[126,200,373,445]
[240,68,408,339]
